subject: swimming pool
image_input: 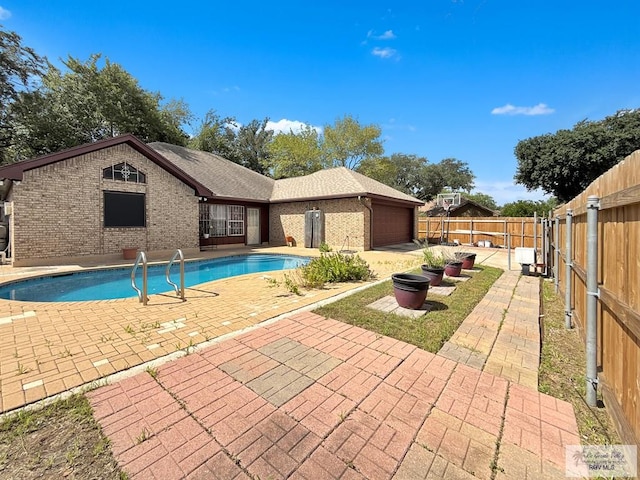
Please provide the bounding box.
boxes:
[0,254,309,302]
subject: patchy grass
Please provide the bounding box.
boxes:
[539,280,620,445]
[0,394,126,479]
[314,266,503,353]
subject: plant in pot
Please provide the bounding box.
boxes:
[442,250,463,277]
[421,248,446,286]
[391,273,430,309]
[454,251,477,269]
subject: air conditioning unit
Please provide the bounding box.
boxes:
[515,247,536,265]
[3,202,12,216]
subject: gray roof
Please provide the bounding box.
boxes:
[148,142,275,202]
[271,167,423,204]
[149,143,422,205]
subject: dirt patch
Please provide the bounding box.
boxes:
[0,394,125,480]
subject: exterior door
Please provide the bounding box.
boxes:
[247,208,260,245]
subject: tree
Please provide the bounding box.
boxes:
[9,54,190,159]
[323,115,384,169]
[0,26,46,162]
[500,198,558,217]
[464,192,498,211]
[267,125,325,178]
[422,158,475,201]
[233,118,273,174]
[357,154,475,201]
[514,109,640,202]
[432,158,475,192]
[189,109,237,159]
[358,153,428,198]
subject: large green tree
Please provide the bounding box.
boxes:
[0,26,46,163]
[267,125,325,178]
[500,198,558,217]
[358,153,428,198]
[10,54,190,159]
[323,115,384,169]
[189,109,237,159]
[358,154,475,201]
[464,192,499,211]
[514,109,640,202]
[233,118,273,174]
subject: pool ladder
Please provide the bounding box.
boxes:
[131,249,185,305]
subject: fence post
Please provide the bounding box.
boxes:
[586,196,600,407]
[554,216,560,292]
[521,219,525,247]
[507,232,511,271]
[533,212,538,252]
[565,209,573,329]
[541,218,548,276]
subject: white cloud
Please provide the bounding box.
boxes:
[0,6,11,19]
[266,119,322,135]
[372,47,398,59]
[363,29,396,44]
[376,30,396,40]
[473,181,549,206]
[491,103,555,116]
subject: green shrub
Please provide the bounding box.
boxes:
[299,253,374,288]
[318,242,332,253]
[422,247,446,267]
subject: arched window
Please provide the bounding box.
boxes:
[103,162,146,183]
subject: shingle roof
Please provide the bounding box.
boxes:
[148,142,275,202]
[271,167,423,205]
[0,135,212,197]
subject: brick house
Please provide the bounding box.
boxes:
[0,135,423,265]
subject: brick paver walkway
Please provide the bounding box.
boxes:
[439,271,541,388]
[88,310,579,479]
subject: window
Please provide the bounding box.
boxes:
[211,204,227,237]
[103,162,146,183]
[199,204,244,237]
[227,205,245,236]
[104,191,145,227]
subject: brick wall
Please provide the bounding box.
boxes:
[269,197,371,250]
[10,144,199,263]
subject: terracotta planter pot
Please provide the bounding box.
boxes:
[455,252,477,269]
[444,261,463,277]
[122,247,138,260]
[391,273,429,309]
[420,265,445,286]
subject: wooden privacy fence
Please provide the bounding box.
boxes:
[552,149,640,448]
[418,216,543,249]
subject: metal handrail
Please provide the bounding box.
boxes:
[131,251,148,305]
[165,249,185,300]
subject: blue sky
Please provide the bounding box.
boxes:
[4,1,639,205]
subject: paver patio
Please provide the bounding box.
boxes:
[88,310,579,479]
[1,245,582,478]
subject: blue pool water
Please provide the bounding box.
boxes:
[0,254,309,302]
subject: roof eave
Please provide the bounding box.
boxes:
[0,135,214,197]
[270,192,422,206]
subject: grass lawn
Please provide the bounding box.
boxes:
[538,280,620,445]
[313,265,503,353]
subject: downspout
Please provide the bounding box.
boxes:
[358,196,373,250]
